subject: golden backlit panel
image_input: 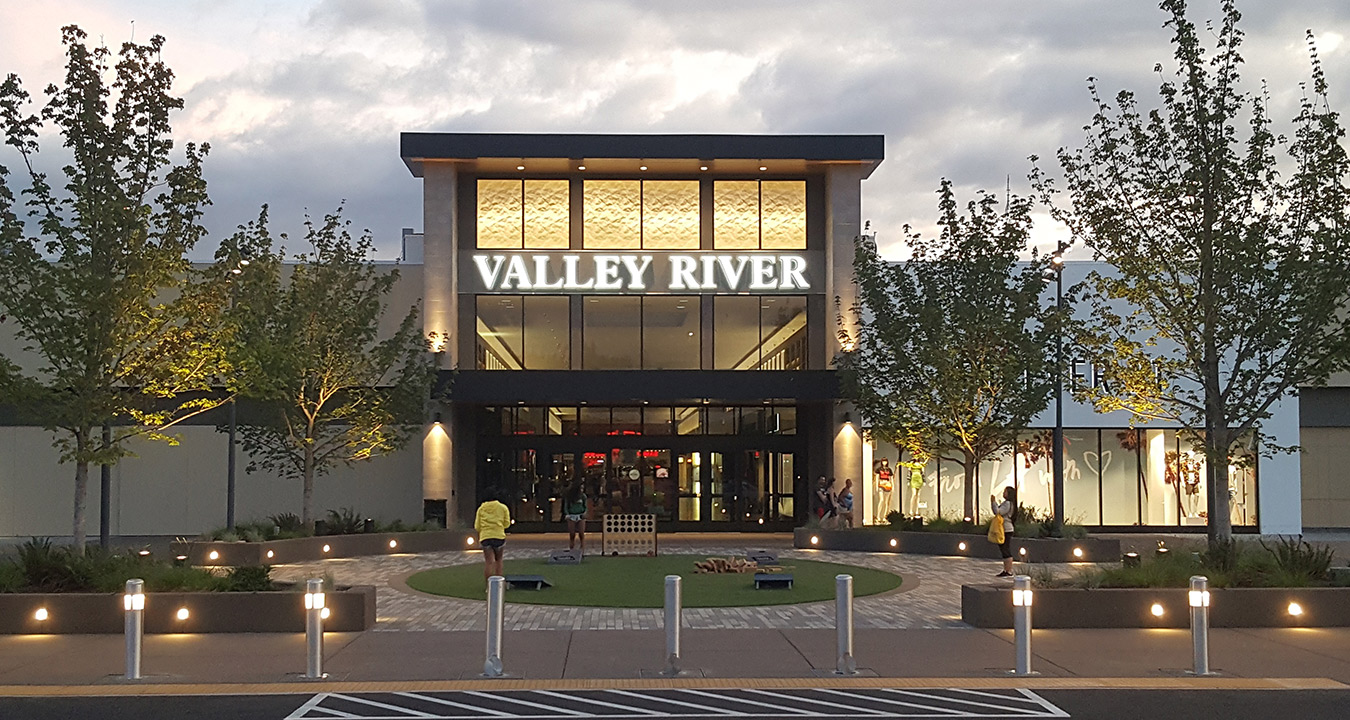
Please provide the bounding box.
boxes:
[642,180,700,249]
[584,180,642,249]
[714,180,760,249]
[761,181,807,250]
[523,180,570,249]
[477,179,522,249]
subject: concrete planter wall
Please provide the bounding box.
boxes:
[962,584,1350,628]
[171,530,477,566]
[0,585,376,634]
[793,527,1121,563]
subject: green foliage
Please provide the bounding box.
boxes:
[885,512,925,531]
[17,538,85,591]
[217,206,435,524]
[1060,538,1340,589]
[0,26,227,550]
[4,539,237,592]
[268,513,305,533]
[1034,0,1350,548]
[223,565,273,592]
[0,561,24,592]
[839,181,1054,521]
[322,507,364,535]
[1261,535,1334,582]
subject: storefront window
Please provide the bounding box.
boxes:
[760,181,807,250]
[642,296,700,369]
[476,179,523,249]
[579,407,610,434]
[675,407,702,435]
[1064,430,1100,525]
[477,295,571,370]
[772,406,796,434]
[713,296,760,369]
[706,407,736,435]
[611,407,642,435]
[714,181,759,249]
[546,407,578,435]
[1102,430,1142,525]
[713,296,807,369]
[760,296,807,370]
[644,406,674,435]
[583,297,641,369]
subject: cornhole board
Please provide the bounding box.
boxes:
[601,513,658,556]
[504,575,551,590]
[549,548,582,565]
[754,573,793,590]
[747,550,779,565]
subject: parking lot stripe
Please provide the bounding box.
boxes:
[390,692,514,717]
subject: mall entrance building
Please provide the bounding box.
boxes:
[403,134,882,531]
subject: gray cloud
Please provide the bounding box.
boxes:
[3,0,1349,260]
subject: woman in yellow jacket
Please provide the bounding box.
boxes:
[474,487,511,583]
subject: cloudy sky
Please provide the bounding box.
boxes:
[3,0,1349,260]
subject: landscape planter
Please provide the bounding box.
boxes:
[0,584,376,634]
[961,584,1350,628]
[794,527,1120,563]
[171,530,477,566]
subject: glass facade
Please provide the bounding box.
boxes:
[871,429,1259,528]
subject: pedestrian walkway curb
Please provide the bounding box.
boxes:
[0,676,1340,697]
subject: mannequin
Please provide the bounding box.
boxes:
[906,463,925,517]
[874,459,894,520]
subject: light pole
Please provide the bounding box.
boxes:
[225,250,250,531]
[1051,247,1065,536]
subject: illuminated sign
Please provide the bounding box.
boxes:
[463,251,819,294]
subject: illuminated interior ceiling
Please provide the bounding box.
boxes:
[714,180,759,249]
[761,181,806,250]
[524,180,570,248]
[476,315,524,370]
[642,181,700,249]
[730,309,808,370]
[584,180,641,249]
[477,179,522,248]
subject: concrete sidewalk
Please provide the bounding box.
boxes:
[1,627,1348,686]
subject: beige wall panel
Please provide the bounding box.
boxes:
[0,427,89,537]
[1300,427,1350,527]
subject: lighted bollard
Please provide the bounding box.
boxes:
[835,574,857,675]
[1012,575,1034,676]
[663,575,682,676]
[484,575,505,677]
[123,579,145,680]
[1189,575,1211,675]
[304,578,326,679]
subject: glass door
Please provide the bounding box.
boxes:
[675,452,702,521]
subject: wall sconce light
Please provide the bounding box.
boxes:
[176,607,190,621]
[466,537,476,546]
[322,544,331,553]
[889,538,898,548]
[810,535,819,545]
[1073,547,1084,559]
[1123,552,1141,567]
[266,550,275,559]
[958,541,967,551]
[842,412,852,425]
[1288,602,1304,617]
[208,550,220,561]
[389,539,398,549]
[34,608,49,622]
[1150,603,1165,617]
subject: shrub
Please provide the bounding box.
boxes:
[885,512,924,531]
[1201,538,1241,574]
[1261,535,1334,582]
[268,512,305,533]
[224,565,273,592]
[17,538,87,592]
[0,560,24,592]
[322,507,364,535]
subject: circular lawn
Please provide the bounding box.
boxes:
[405,554,902,608]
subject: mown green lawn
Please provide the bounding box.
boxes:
[405,554,902,608]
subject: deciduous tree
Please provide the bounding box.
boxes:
[839,180,1054,521]
[1035,0,1350,546]
[0,27,223,550]
[219,207,434,525]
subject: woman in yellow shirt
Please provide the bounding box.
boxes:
[474,487,511,582]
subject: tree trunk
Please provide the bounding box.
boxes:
[1205,428,1233,548]
[72,428,90,552]
[302,444,315,526]
[961,449,977,521]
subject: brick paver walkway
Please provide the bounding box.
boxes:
[270,543,1053,632]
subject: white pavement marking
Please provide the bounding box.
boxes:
[462,690,589,716]
[876,689,1048,715]
[536,690,665,715]
[390,692,515,717]
[675,688,816,715]
[604,689,748,716]
[812,688,969,716]
[287,688,1073,719]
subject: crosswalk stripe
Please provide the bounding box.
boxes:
[813,688,970,716]
[877,689,1047,715]
[462,690,590,716]
[327,693,442,718]
[391,692,515,717]
[676,688,815,716]
[604,689,748,716]
[741,689,890,716]
[535,690,664,715]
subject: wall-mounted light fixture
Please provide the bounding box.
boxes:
[842,412,852,425]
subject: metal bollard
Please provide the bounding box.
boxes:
[484,575,505,677]
[663,575,682,676]
[1012,575,1034,676]
[1189,575,1211,675]
[123,579,145,680]
[835,574,857,675]
[304,578,326,679]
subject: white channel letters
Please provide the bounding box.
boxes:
[470,253,812,293]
